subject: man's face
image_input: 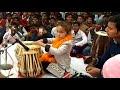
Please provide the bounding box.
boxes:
[49,19,56,25]
[105,22,120,38]
[77,16,84,24]
[10,25,18,35]
[72,24,80,33]
[42,14,47,20]
[66,15,73,23]
[95,23,102,31]
[13,19,19,24]
[11,25,17,31]
[87,17,92,24]
[32,18,39,24]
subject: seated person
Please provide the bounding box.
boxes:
[25,23,53,41]
[82,19,106,56]
[12,17,28,37]
[70,21,88,57]
[51,17,64,38]
[2,22,24,45]
[46,17,57,33]
[33,21,75,78]
[0,26,6,44]
[86,14,120,78]
[38,28,53,39]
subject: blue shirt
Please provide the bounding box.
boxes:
[95,39,120,69]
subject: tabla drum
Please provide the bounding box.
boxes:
[15,41,43,61]
[90,31,110,58]
[18,51,43,78]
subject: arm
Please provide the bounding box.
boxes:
[51,27,56,38]
[49,43,71,55]
[75,31,87,47]
[45,41,72,56]
[94,42,111,69]
[46,38,55,44]
[22,27,28,36]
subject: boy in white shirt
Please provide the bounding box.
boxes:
[70,21,88,57]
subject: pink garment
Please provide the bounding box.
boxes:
[102,54,120,78]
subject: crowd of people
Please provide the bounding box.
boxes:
[0,12,120,78]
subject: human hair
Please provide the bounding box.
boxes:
[6,13,12,17]
[86,15,94,21]
[32,14,40,20]
[72,21,80,26]
[10,22,19,28]
[65,13,73,20]
[13,17,20,21]
[77,15,84,19]
[29,23,37,28]
[50,17,56,20]
[108,14,120,32]
[56,21,72,34]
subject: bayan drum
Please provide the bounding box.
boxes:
[18,51,43,78]
[90,31,110,58]
[15,41,42,61]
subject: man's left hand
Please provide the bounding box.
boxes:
[86,66,101,77]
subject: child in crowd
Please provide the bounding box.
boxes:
[3,22,24,44]
[70,21,88,57]
[25,23,53,41]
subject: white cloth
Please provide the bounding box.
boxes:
[3,29,24,44]
[51,27,57,38]
[71,30,88,46]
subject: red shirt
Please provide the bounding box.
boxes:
[0,19,6,29]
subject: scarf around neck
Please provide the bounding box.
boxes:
[39,34,73,63]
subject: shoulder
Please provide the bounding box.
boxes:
[62,40,73,46]
[78,30,85,35]
[3,31,10,38]
[81,23,89,28]
[52,27,56,30]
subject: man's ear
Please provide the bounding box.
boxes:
[118,31,120,38]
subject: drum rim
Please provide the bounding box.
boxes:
[96,31,108,36]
